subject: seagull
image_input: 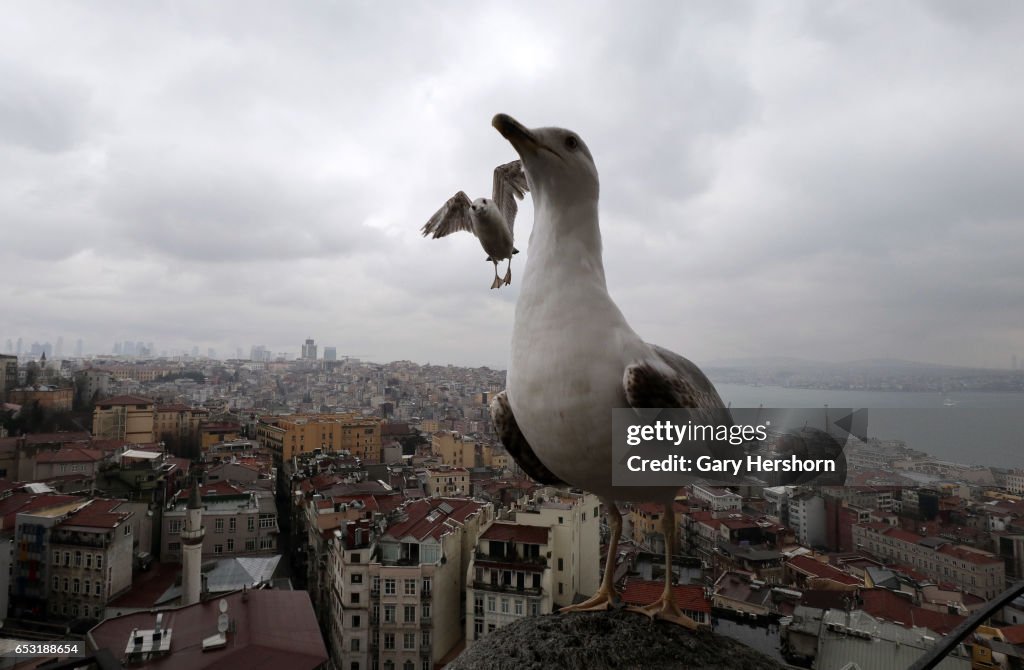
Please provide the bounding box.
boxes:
[421,160,529,289]
[489,113,732,629]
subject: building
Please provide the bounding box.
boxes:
[852,523,1005,599]
[0,354,17,395]
[6,386,74,412]
[47,499,135,620]
[323,347,337,362]
[10,496,86,618]
[789,491,827,548]
[691,484,742,512]
[302,338,318,361]
[155,404,206,442]
[257,413,383,461]
[92,395,156,443]
[423,466,470,497]
[87,588,329,669]
[466,522,552,645]
[161,483,278,562]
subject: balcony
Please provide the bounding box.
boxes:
[471,581,542,596]
[49,532,109,549]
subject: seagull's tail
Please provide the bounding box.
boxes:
[512,247,520,255]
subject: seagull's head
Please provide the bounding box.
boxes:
[492,113,598,205]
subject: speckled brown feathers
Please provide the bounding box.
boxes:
[624,344,725,414]
[490,390,565,486]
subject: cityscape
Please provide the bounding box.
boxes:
[2,339,1024,669]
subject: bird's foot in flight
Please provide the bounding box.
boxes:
[490,275,503,290]
[503,268,512,285]
[626,596,700,630]
[559,585,619,613]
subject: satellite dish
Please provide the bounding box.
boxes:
[217,613,230,634]
[219,599,228,614]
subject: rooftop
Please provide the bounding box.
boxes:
[481,522,549,546]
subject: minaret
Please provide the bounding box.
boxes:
[181,484,205,606]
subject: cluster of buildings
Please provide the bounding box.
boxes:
[4,350,1024,669]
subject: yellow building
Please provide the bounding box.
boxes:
[92,395,156,443]
[155,403,206,441]
[258,413,382,461]
[7,386,74,412]
[431,431,477,468]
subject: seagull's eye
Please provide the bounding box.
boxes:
[565,135,579,151]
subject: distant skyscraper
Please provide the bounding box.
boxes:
[323,346,337,361]
[16,338,22,355]
[55,336,64,358]
[301,338,317,360]
[75,339,83,357]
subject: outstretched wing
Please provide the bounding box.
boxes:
[490,390,565,486]
[421,191,474,238]
[491,160,529,236]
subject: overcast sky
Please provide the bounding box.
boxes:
[3,1,1023,369]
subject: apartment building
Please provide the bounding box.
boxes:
[257,413,382,461]
[852,522,1005,599]
[691,484,742,512]
[47,499,135,619]
[92,396,156,443]
[161,483,278,561]
[422,466,470,497]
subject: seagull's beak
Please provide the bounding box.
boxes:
[492,114,541,158]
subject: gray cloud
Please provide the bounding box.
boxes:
[2,1,1023,368]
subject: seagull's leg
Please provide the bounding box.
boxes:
[626,502,700,629]
[560,498,621,613]
[503,258,512,286]
[490,259,502,290]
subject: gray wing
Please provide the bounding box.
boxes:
[623,344,726,412]
[490,391,565,486]
[491,160,529,236]
[421,191,474,238]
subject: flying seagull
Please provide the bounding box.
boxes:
[421,160,529,289]
[490,113,731,629]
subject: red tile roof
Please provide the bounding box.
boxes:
[0,493,84,528]
[37,446,105,464]
[88,589,328,670]
[621,578,710,613]
[481,522,549,546]
[788,555,861,585]
[999,623,1024,645]
[62,499,131,529]
[97,395,154,406]
[860,589,964,635]
[937,543,1002,566]
[384,497,488,542]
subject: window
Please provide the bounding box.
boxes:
[73,578,80,594]
[123,524,132,536]
[422,603,431,619]
[63,578,69,592]
[351,592,360,604]
[384,605,395,622]
[474,595,483,616]
[403,662,414,670]
[52,550,60,565]
[227,539,234,552]
[501,598,509,614]
[530,601,540,616]
[558,582,564,595]
[351,573,363,584]
[422,577,432,594]
[96,555,103,570]
[557,558,564,571]
[372,604,380,623]
[64,551,71,566]
[259,536,274,550]
[168,520,183,535]
[245,538,256,551]
[372,576,380,592]
[248,516,255,532]
[404,605,416,622]
[421,630,429,647]
[351,638,360,652]
[215,518,225,533]
[515,600,523,616]
[487,596,496,612]
[474,620,484,636]
[383,633,395,650]
[214,544,223,555]
[404,578,416,595]
[384,578,396,595]
[52,576,59,591]
[85,554,93,569]
[403,632,416,650]
[259,514,275,528]
[96,582,104,597]
[229,517,236,533]
[352,615,361,628]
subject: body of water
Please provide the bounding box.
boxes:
[714,383,1024,469]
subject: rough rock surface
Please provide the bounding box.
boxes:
[447,610,787,670]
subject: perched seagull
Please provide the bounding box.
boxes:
[421,160,529,289]
[490,113,731,629]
